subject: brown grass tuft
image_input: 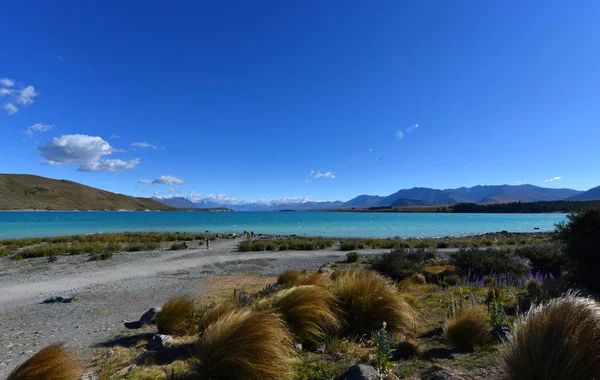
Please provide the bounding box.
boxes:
[332,269,417,337]
[445,274,462,286]
[525,278,542,300]
[299,272,331,288]
[258,285,340,344]
[7,343,81,380]
[445,309,488,351]
[157,295,197,336]
[500,293,600,380]
[411,273,426,284]
[394,339,421,360]
[277,270,307,287]
[196,309,298,380]
[197,302,237,335]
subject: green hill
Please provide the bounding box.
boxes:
[0,174,174,211]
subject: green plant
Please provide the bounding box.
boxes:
[7,344,82,380]
[445,309,488,351]
[500,293,600,379]
[346,251,359,263]
[483,275,496,286]
[451,248,530,277]
[445,274,462,286]
[437,241,450,249]
[340,240,359,251]
[488,297,509,327]
[371,248,425,281]
[411,273,426,284]
[555,208,600,292]
[375,322,392,372]
[196,309,298,380]
[332,269,417,337]
[157,296,197,336]
[513,244,566,278]
[255,285,340,345]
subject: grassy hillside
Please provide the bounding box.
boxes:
[0,174,174,211]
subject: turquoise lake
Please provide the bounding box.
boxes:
[0,212,567,240]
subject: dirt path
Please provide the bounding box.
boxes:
[0,239,395,376]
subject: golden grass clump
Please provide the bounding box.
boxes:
[277,270,307,287]
[393,339,421,360]
[197,302,237,335]
[411,273,426,284]
[257,285,340,344]
[445,274,462,286]
[332,269,417,337]
[157,295,197,336]
[500,293,600,380]
[299,272,331,287]
[525,278,542,299]
[445,309,488,351]
[7,343,82,380]
[196,309,298,380]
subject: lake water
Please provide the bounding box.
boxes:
[0,212,567,240]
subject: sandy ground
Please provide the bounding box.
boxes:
[0,239,394,377]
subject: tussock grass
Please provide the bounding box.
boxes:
[500,293,600,380]
[196,309,298,380]
[256,285,340,344]
[411,273,426,284]
[299,272,331,288]
[157,296,197,336]
[7,343,81,380]
[197,302,237,335]
[332,269,417,337]
[277,270,307,287]
[445,309,488,351]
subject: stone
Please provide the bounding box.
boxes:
[172,242,189,250]
[490,323,512,342]
[338,364,382,380]
[318,265,334,276]
[81,372,100,380]
[101,348,115,359]
[147,334,173,351]
[124,307,161,329]
[421,365,464,380]
[315,343,326,354]
[295,343,303,351]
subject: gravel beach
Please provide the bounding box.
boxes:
[0,238,391,377]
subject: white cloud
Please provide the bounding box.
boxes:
[17,86,38,105]
[138,179,152,184]
[38,134,138,172]
[25,123,54,137]
[168,188,180,194]
[186,191,315,206]
[110,134,120,139]
[78,158,139,172]
[3,103,17,115]
[310,170,335,179]
[0,78,14,87]
[152,175,184,185]
[1,79,38,114]
[544,176,562,182]
[305,179,312,183]
[131,142,157,150]
[396,130,405,139]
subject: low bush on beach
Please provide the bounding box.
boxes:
[346,251,359,263]
[88,252,113,261]
[451,248,530,277]
[256,285,340,344]
[7,343,81,380]
[500,294,600,379]
[238,237,336,252]
[371,248,427,281]
[125,242,160,252]
[157,296,197,336]
[445,309,488,351]
[332,269,417,337]
[196,309,298,380]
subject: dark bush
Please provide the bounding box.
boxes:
[371,248,425,281]
[340,240,358,251]
[513,244,566,278]
[556,208,600,292]
[451,248,529,277]
[346,251,359,263]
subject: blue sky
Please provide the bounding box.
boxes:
[1,1,599,203]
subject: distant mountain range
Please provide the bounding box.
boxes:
[0,174,172,211]
[154,184,596,211]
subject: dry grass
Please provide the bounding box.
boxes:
[196,309,298,380]
[157,296,197,336]
[525,278,542,299]
[299,272,331,288]
[445,309,488,351]
[257,285,340,344]
[394,339,421,360]
[411,273,426,284]
[500,293,600,380]
[197,302,237,335]
[332,269,417,337]
[7,343,81,380]
[277,270,307,287]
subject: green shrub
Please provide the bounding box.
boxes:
[437,241,450,249]
[513,244,566,278]
[125,242,160,252]
[445,274,462,286]
[451,248,529,277]
[346,251,359,263]
[340,240,358,251]
[556,208,600,292]
[371,248,426,281]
